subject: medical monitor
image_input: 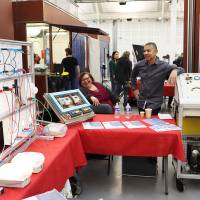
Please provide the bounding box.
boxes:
[54,63,63,75]
[44,89,95,124]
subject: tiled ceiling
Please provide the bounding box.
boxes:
[76,0,184,20]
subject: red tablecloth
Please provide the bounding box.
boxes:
[79,115,185,161]
[1,125,87,200]
[163,83,175,97]
[1,114,184,199]
[128,81,175,98]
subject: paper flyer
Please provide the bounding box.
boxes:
[158,113,173,119]
[102,121,125,129]
[122,121,146,128]
[150,124,181,132]
[82,122,104,129]
[143,118,169,126]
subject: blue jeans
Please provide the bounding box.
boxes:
[115,82,129,107]
[64,78,79,90]
[110,77,116,92]
[91,104,113,114]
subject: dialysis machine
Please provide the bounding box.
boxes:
[43,89,95,125]
[0,39,37,188]
[173,73,200,191]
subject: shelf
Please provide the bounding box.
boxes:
[0,72,33,82]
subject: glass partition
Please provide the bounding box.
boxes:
[26,23,70,73]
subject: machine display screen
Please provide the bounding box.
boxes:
[44,89,95,124]
[47,89,90,113]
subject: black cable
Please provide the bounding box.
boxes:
[10,50,17,71]
[1,49,15,75]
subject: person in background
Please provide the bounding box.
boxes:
[173,52,183,68]
[61,48,80,90]
[132,42,184,115]
[79,72,118,114]
[109,51,119,91]
[115,51,132,108]
[34,53,41,64]
[162,54,170,63]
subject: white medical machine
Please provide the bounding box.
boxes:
[173,73,200,191]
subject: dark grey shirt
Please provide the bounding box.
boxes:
[131,58,184,109]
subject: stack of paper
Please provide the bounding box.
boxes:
[82,122,104,129]
[122,121,146,128]
[150,124,181,132]
[158,113,173,119]
[102,121,125,129]
[143,118,169,126]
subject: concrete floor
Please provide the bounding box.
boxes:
[78,156,200,200]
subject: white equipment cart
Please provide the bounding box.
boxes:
[173,73,200,191]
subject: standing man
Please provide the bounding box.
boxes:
[61,48,80,90]
[132,42,184,115]
[131,42,184,177]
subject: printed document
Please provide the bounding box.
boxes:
[150,124,181,132]
[102,121,125,129]
[143,118,169,126]
[122,121,146,128]
[158,113,173,119]
[82,122,104,129]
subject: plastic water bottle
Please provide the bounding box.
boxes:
[125,103,131,119]
[114,103,120,118]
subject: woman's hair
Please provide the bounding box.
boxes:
[111,51,119,60]
[122,51,130,59]
[79,72,95,86]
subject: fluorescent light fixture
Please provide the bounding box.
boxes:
[119,0,126,5]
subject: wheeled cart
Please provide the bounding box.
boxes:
[173,73,200,191]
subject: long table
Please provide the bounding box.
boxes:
[1,125,87,200]
[79,114,185,194]
[1,114,184,198]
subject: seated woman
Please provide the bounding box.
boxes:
[79,72,117,114]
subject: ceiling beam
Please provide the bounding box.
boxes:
[94,3,100,23]
[78,11,184,21]
[75,0,165,3]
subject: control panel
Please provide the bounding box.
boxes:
[175,73,200,106]
[43,89,95,125]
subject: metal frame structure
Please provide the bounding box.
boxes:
[0,39,36,167]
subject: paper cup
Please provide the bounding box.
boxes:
[145,108,152,119]
[140,111,145,118]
